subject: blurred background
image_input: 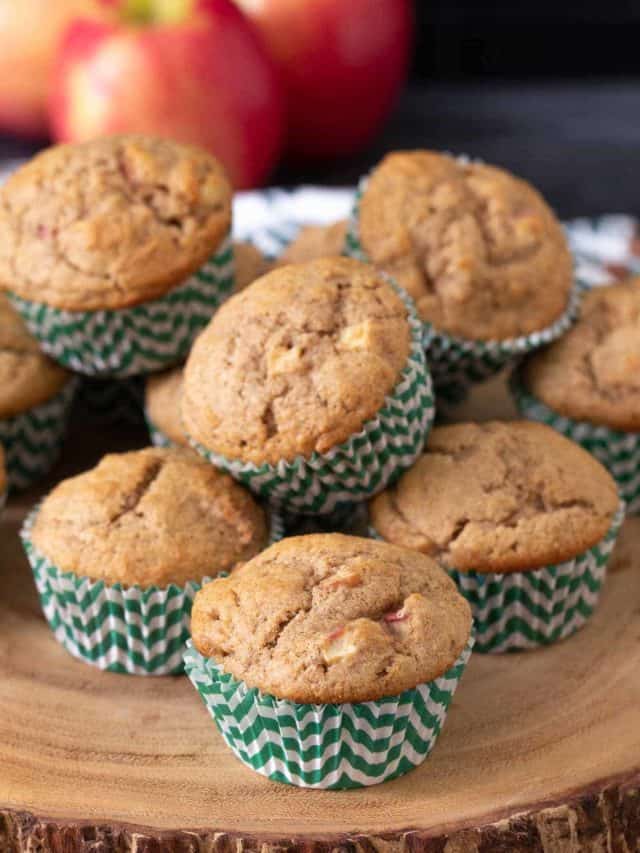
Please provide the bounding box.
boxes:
[1,0,639,216]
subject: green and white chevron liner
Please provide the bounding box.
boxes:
[77,377,145,427]
[447,504,625,653]
[511,374,640,515]
[183,636,473,789]
[188,283,434,515]
[21,504,284,676]
[145,410,176,448]
[344,177,580,403]
[0,379,77,492]
[8,236,234,379]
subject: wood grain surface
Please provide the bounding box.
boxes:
[1,376,639,852]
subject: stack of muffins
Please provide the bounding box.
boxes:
[1,136,635,791]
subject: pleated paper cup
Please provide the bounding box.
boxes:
[370,503,625,653]
[511,373,640,515]
[188,282,435,516]
[0,378,77,492]
[8,236,234,378]
[183,637,473,790]
[20,503,284,676]
[344,176,580,403]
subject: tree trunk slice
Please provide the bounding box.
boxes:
[1,375,639,852]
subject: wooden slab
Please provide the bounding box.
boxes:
[1,377,640,852]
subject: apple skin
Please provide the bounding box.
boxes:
[0,0,108,137]
[48,0,286,188]
[234,0,413,160]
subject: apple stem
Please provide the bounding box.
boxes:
[122,0,191,25]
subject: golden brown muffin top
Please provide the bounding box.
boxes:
[145,365,187,448]
[191,533,472,704]
[182,257,411,464]
[0,294,69,417]
[522,278,640,431]
[31,447,269,588]
[358,151,572,340]
[233,241,272,292]
[277,220,347,265]
[369,421,619,574]
[0,136,232,311]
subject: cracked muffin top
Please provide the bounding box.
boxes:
[277,220,347,266]
[0,294,69,417]
[182,257,411,464]
[522,278,640,432]
[0,135,232,311]
[191,533,472,703]
[369,421,619,574]
[145,365,188,447]
[357,151,573,340]
[31,447,269,587]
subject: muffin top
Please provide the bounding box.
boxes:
[0,135,232,311]
[182,257,411,464]
[369,421,619,574]
[31,447,269,587]
[0,443,6,496]
[357,151,572,340]
[522,278,640,432]
[277,220,347,266]
[0,294,69,417]
[191,533,472,704]
[233,241,272,292]
[146,365,187,447]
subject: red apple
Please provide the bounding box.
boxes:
[234,0,413,160]
[48,0,286,188]
[0,0,109,137]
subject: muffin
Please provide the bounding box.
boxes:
[182,257,434,514]
[22,447,273,674]
[0,135,233,377]
[234,241,272,291]
[345,151,577,399]
[0,295,76,490]
[143,242,271,448]
[369,421,624,652]
[184,533,473,789]
[277,220,347,265]
[513,278,640,514]
[145,365,187,448]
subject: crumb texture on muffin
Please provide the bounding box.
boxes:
[0,135,232,311]
[191,533,471,704]
[31,447,268,587]
[0,294,69,417]
[182,257,411,464]
[146,365,187,447]
[358,151,572,340]
[523,278,640,431]
[370,421,620,574]
[277,220,347,266]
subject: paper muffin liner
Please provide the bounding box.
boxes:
[0,379,77,492]
[76,376,145,427]
[188,282,435,515]
[20,502,284,676]
[370,503,624,653]
[344,176,581,403]
[511,373,640,515]
[8,236,234,378]
[183,636,473,789]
